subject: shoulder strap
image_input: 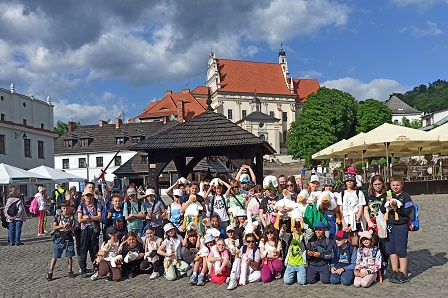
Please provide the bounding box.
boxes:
[230,193,245,210]
[150,200,155,214]
[127,200,131,215]
[341,190,345,202]
[372,246,378,257]
[210,194,216,216]
[242,244,247,254]
[356,190,360,197]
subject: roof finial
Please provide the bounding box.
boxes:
[10,82,15,93]
[206,87,213,111]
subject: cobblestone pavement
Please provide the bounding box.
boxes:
[1,194,447,298]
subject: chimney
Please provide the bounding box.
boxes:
[177,100,184,122]
[165,90,172,96]
[115,118,123,128]
[99,120,108,127]
[68,121,77,133]
[181,88,190,94]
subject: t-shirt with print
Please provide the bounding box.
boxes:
[335,246,350,269]
[143,200,164,227]
[168,203,182,229]
[54,213,77,241]
[77,202,102,230]
[366,193,386,219]
[209,194,229,222]
[259,195,279,215]
[247,195,261,219]
[123,200,146,231]
[121,241,144,257]
[110,208,126,236]
[287,237,305,266]
[337,190,366,231]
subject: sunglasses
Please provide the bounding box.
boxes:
[286,184,294,187]
[266,231,274,235]
[246,240,255,243]
[232,186,239,189]
[204,184,210,187]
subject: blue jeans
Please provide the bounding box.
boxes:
[330,270,354,286]
[8,220,23,245]
[306,264,330,284]
[284,264,306,285]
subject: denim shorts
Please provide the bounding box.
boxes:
[53,238,75,259]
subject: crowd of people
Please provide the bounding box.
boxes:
[2,164,415,289]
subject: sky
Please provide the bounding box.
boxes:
[0,0,447,125]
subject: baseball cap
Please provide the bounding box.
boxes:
[173,189,183,197]
[83,188,94,196]
[236,209,247,217]
[240,174,250,183]
[323,178,334,186]
[310,175,320,183]
[145,188,156,196]
[346,166,357,174]
[335,230,348,240]
[314,222,327,229]
[127,188,137,196]
[226,224,236,232]
[106,226,118,235]
[111,188,121,193]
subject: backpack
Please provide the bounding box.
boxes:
[126,199,143,217]
[241,244,259,262]
[1,209,9,229]
[54,189,67,209]
[29,197,39,215]
[101,200,113,224]
[51,214,75,242]
[405,201,419,231]
[7,201,20,217]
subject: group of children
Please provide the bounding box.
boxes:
[45,167,414,289]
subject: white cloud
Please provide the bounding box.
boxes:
[53,99,126,125]
[400,21,443,37]
[321,77,409,101]
[299,70,322,79]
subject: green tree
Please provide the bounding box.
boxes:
[286,87,358,163]
[401,117,422,129]
[54,121,68,137]
[356,98,392,133]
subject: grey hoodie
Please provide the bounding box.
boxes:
[4,197,26,222]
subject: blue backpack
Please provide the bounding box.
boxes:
[405,201,419,231]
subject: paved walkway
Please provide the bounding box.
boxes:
[1,194,447,298]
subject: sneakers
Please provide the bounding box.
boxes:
[275,272,282,279]
[149,271,160,280]
[46,272,53,282]
[38,233,45,236]
[189,274,198,285]
[90,272,99,280]
[226,277,230,284]
[389,271,399,283]
[227,279,238,290]
[68,271,75,278]
[80,271,88,278]
[128,272,134,279]
[395,272,410,284]
[197,274,205,286]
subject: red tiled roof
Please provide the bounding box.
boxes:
[138,90,207,120]
[292,79,320,103]
[191,86,210,96]
[216,59,293,96]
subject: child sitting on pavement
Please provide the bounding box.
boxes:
[46,201,77,281]
[181,228,200,276]
[208,238,231,284]
[189,233,215,286]
[354,230,382,288]
[305,221,335,284]
[330,230,357,286]
[140,226,163,280]
[119,231,145,279]
[93,226,121,281]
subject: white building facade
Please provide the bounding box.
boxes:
[0,83,57,196]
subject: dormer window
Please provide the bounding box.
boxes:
[116,137,125,145]
[80,139,89,147]
[132,136,143,143]
[64,140,73,147]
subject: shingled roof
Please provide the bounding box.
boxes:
[113,153,229,176]
[235,111,279,124]
[54,121,176,154]
[386,95,421,114]
[128,111,275,154]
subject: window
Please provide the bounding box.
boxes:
[227,109,233,120]
[259,122,265,128]
[0,96,3,101]
[1,114,5,121]
[38,141,44,158]
[23,119,27,125]
[269,111,274,117]
[62,159,69,169]
[114,156,122,166]
[132,137,142,143]
[116,137,125,145]
[64,140,73,147]
[242,110,247,118]
[141,156,148,164]
[0,134,5,154]
[96,157,103,167]
[282,112,287,122]
[24,139,31,157]
[40,123,44,129]
[80,139,89,147]
[394,119,399,125]
[259,134,265,141]
[79,158,87,168]
[282,131,287,143]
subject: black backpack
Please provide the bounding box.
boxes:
[241,244,259,262]
[7,201,20,217]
